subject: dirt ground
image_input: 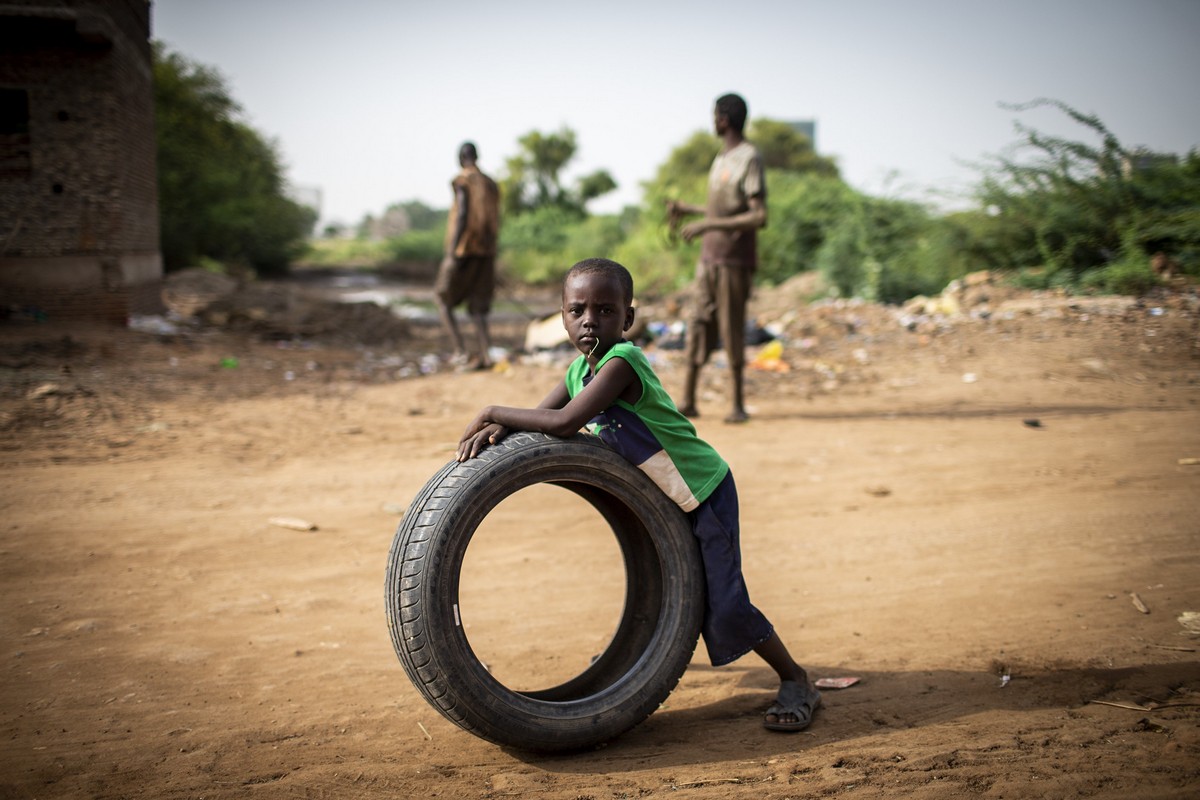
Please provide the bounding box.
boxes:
[1,279,1199,799]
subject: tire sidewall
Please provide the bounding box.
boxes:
[386,431,704,751]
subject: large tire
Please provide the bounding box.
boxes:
[384,431,704,752]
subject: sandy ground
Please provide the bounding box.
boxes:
[1,284,1199,799]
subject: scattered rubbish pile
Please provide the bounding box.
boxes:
[130,267,1200,392]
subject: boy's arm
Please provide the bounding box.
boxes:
[456,358,640,461]
[456,381,569,461]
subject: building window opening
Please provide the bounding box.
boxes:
[0,88,33,179]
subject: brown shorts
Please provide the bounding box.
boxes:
[685,260,751,369]
[435,254,495,315]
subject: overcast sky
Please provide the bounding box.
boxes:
[151,0,1200,227]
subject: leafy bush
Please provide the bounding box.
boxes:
[973,99,1200,292]
[498,206,578,284]
[612,215,695,295]
[299,237,392,267]
[384,228,445,263]
[154,44,315,275]
[300,229,445,269]
[810,192,963,303]
[1080,259,1159,295]
[758,172,856,286]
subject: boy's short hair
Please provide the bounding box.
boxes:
[715,93,748,134]
[565,258,634,306]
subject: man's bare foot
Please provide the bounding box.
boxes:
[724,408,749,424]
[678,405,699,418]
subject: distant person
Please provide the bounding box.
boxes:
[436,141,500,370]
[1151,251,1177,281]
[667,92,766,423]
[456,257,822,733]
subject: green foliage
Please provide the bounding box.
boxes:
[300,237,393,267]
[300,228,445,268]
[500,127,616,216]
[757,172,856,285]
[498,208,630,286]
[935,209,1039,273]
[815,207,874,300]
[395,200,444,232]
[808,191,980,304]
[328,101,1200,306]
[320,222,351,239]
[384,228,446,263]
[748,119,840,177]
[563,215,627,261]
[612,218,695,295]
[975,98,1200,292]
[1080,259,1159,295]
[576,170,619,205]
[649,131,719,192]
[153,44,315,275]
[302,230,448,271]
[875,221,964,304]
[615,136,712,293]
[498,205,577,284]
[500,204,574,255]
[1075,228,1159,294]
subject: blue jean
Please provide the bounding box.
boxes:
[689,470,774,666]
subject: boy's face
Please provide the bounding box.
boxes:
[561,272,634,363]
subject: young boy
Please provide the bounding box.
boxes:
[456,257,821,732]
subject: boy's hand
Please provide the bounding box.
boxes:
[457,421,508,461]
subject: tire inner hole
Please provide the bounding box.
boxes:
[458,483,626,692]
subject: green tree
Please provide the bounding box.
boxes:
[395,199,444,232]
[648,131,719,198]
[576,170,619,206]
[153,44,315,275]
[500,127,617,216]
[748,119,839,177]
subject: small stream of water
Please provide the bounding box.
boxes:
[297,269,553,324]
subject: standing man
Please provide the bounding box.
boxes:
[668,93,766,423]
[436,141,500,370]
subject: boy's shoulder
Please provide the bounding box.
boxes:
[609,340,643,358]
[606,342,670,397]
[606,341,655,373]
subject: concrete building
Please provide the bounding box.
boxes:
[0,0,162,324]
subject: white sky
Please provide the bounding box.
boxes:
[151,0,1200,228]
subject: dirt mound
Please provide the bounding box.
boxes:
[162,267,240,318]
[162,268,411,346]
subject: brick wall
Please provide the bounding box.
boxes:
[0,0,162,323]
[2,280,162,325]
